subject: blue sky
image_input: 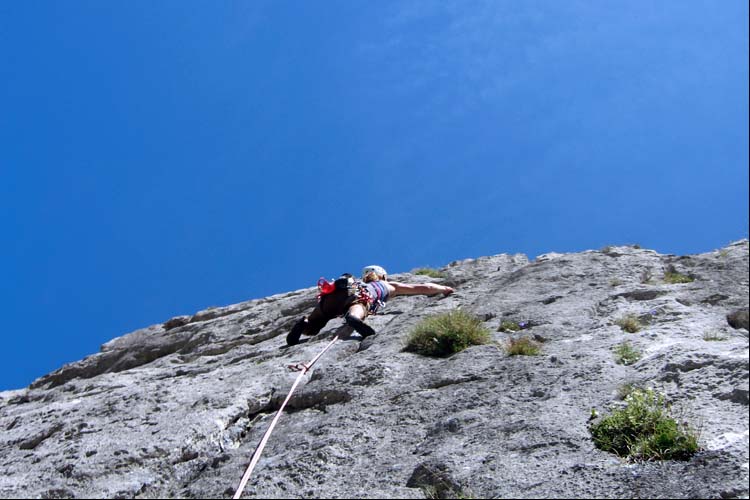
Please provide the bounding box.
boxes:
[1,1,747,391]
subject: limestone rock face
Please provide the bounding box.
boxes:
[1,241,748,499]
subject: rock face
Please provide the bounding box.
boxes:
[1,240,748,499]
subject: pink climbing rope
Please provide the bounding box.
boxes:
[233,335,341,499]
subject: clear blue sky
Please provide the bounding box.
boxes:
[1,1,747,391]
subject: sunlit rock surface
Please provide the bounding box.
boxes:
[1,240,748,499]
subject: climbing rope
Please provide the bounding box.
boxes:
[233,335,341,499]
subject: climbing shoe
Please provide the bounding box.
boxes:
[286,318,307,346]
[344,312,376,339]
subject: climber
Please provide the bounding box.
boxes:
[285,265,454,346]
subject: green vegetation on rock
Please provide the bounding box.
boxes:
[664,265,694,284]
[590,389,699,461]
[616,315,642,333]
[413,267,446,279]
[405,310,490,357]
[614,342,641,365]
[505,337,541,356]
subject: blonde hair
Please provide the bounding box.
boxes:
[363,272,385,283]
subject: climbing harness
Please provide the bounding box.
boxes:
[316,274,385,315]
[233,335,341,499]
[362,280,388,314]
[355,282,374,308]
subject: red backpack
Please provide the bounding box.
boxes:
[316,273,355,300]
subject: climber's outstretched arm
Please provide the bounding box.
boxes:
[388,281,454,297]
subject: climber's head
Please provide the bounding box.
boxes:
[362,265,387,283]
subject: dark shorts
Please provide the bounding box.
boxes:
[303,289,358,336]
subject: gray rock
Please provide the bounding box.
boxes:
[1,241,748,499]
[164,316,191,331]
[727,309,749,331]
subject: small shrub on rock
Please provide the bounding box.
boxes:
[590,388,699,461]
[614,342,641,365]
[413,267,446,279]
[405,310,490,357]
[505,337,541,356]
[616,382,643,400]
[663,265,694,284]
[498,320,528,332]
[664,272,693,284]
[616,315,642,333]
[702,331,728,342]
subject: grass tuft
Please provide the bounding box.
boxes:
[590,388,699,461]
[505,337,541,356]
[663,265,694,284]
[404,310,490,357]
[498,320,523,332]
[617,382,643,400]
[664,272,694,284]
[413,267,446,279]
[702,331,728,342]
[616,315,642,333]
[614,342,641,365]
